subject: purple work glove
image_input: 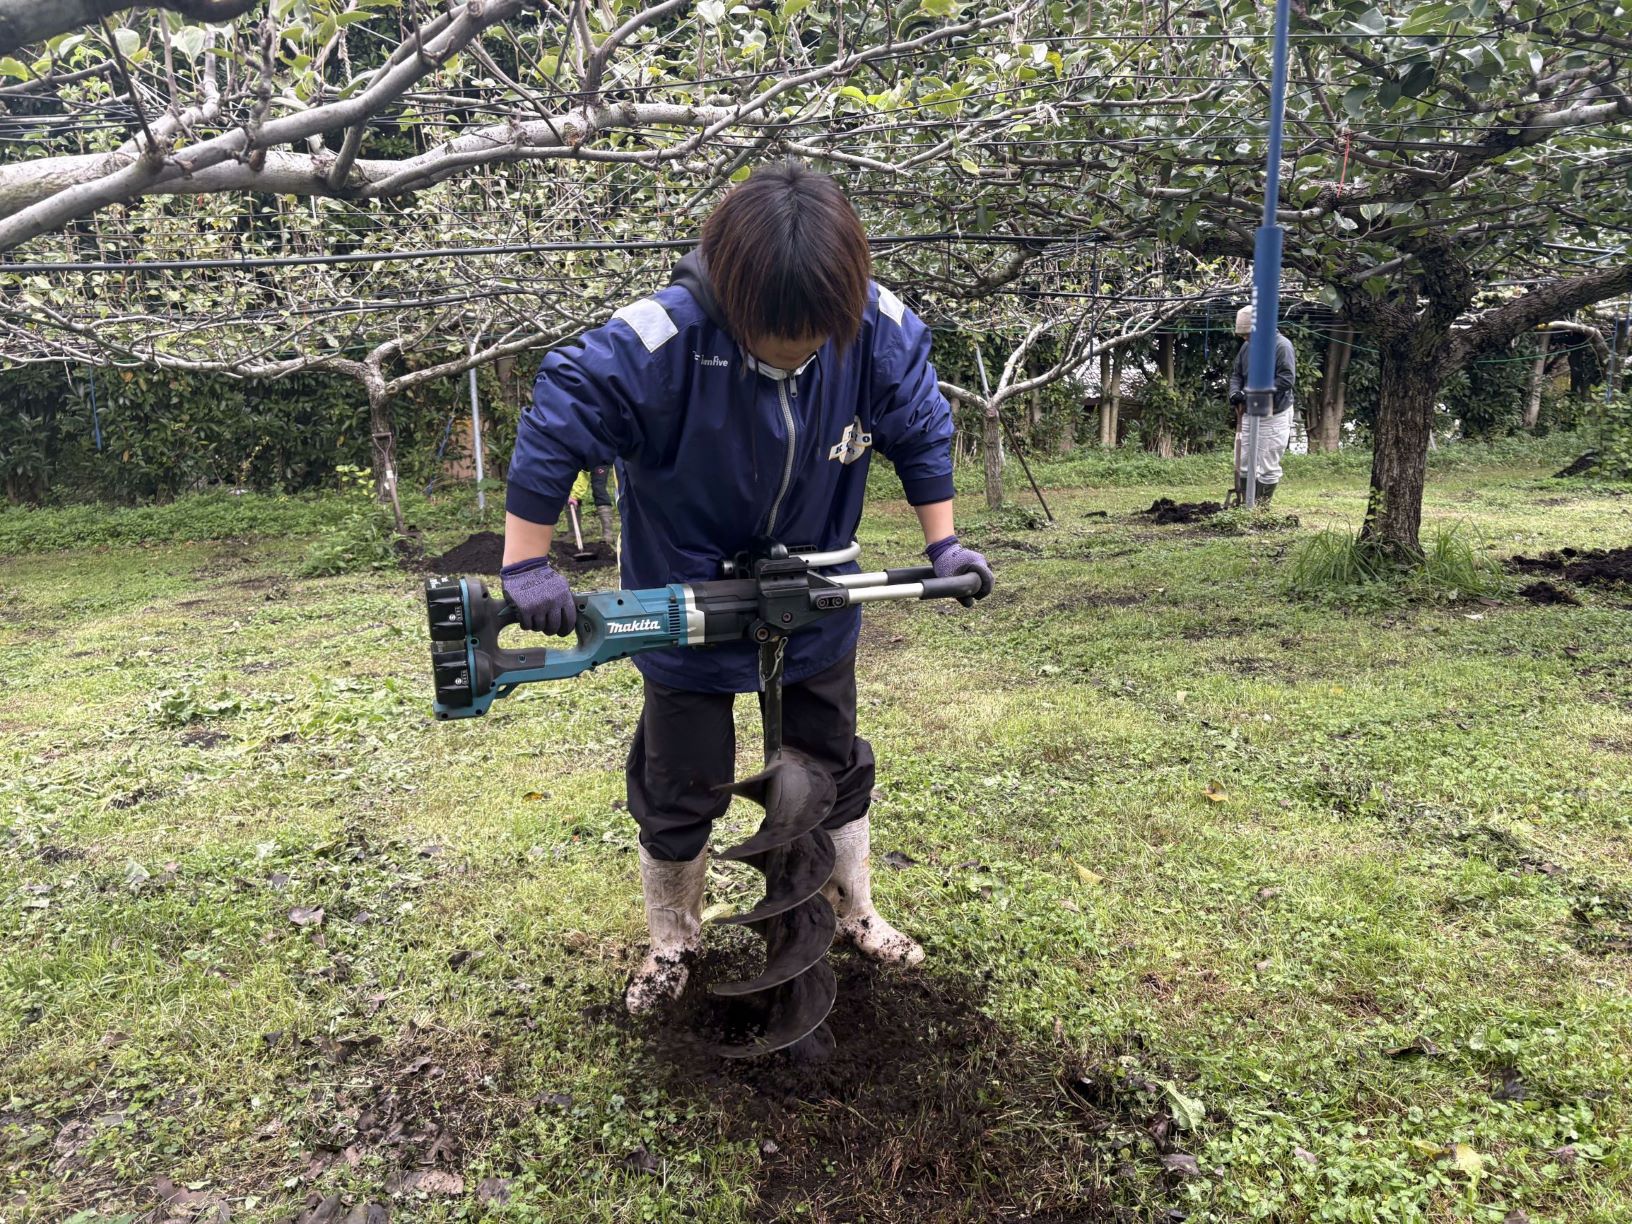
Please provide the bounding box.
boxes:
[925,534,994,607]
[500,556,577,636]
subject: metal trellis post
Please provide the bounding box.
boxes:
[1243,0,1294,509]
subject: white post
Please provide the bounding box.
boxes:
[468,332,486,512]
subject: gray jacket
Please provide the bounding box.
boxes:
[1228,332,1296,414]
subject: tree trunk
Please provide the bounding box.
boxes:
[1523,329,1550,430]
[1360,341,1440,559]
[1099,351,1122,447]
[1311,323,1353,452]
[366,380,406,533]
[983,399,1004,510]
[1155,332,1176,457]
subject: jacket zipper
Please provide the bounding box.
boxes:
[765,378,796,536]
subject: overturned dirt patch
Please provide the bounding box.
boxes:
[1518,580,1582,607]
[637,949,1110,1222]
[1553,452,1600,479]
[427,531,616,577]
[1508,546,1632,589]
[1140,497,1222,525]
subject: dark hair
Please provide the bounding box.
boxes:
[701,162,872,351]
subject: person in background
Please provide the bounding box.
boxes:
[1227,305,1296,507]
[568,465,616,544]
[499,162,993,1013]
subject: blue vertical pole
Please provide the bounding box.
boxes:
[1242,0,1294,508]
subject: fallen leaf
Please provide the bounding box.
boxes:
[267,872,290,890]
[1073,862,1104,886]
[522,791,547,802]
[1504,1212,1530,1224]
[417,843,444,858]
[1255,887,1281,902]
[1159,1153,1200,1177]
[623,1143,660,1175]
[1385,1036,1440,1059]
[1293,1146,1318,1167]
[289,906,325,928]
[1202,782,1228,803]
[1059,898,1080,913]
[1406,1138,1444,1157]
[1162,1081,1205,1131]
[388,1169,464,1195]
[700,901,737,923]
[125,860,151,890]
[1175,690,1189,703]
[447,949,486,971]
[535,1091,574,1110]
[1451,1143,1488,1177]
[1492,1067,1527,1102]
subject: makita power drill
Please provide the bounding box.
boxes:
[423,540,981,718]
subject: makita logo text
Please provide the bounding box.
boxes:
[693,352,730,368]
[608,617,662,635]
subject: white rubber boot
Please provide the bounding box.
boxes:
[821,816,924,966]
[597,505,614,543]
[626,844,707,1014]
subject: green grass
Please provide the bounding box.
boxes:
[3,446,1631,1222]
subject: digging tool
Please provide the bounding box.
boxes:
[424,541,981,719]
[424,540,982,1060]
[565,501,597,561]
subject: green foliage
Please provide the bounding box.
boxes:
[1588,393,1632,480]
[1288,525,1509,607]
[298,465,398,577]
[0,363,468,506]
[147,683,243,728]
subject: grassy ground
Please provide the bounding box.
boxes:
[2,446,1631,1223]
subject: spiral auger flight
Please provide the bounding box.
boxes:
[706,637,840,1060]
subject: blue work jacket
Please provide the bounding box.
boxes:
[505,252,955,693]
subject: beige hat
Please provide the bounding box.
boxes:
[1234,305,1254,337]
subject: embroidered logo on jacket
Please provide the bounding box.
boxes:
[828,417,873,465]
[693,352,730,368]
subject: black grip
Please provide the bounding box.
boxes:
[882,565,936,584]
[917,573,984,600]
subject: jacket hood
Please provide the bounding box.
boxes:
[669,249,730,333]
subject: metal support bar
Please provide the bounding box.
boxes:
[468,332,486,512]
[1242,0,1294,511]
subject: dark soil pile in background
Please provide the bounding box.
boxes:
[637,948,1112,1222]
[427,531,616,576]
[1553,452,1600,478]
[1508,546,1632,589]
[1141,497,1222,525]
[1518,580,1582,606]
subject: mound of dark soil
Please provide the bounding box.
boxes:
[1508,546,1632,589]
[1553,452,1599,479]
[1519,580,1582,606]
[635,947,1111,1222]
[1141,497,1222,525]
[427,531,616,576]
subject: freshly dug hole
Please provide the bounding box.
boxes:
[635,947,1110,1222]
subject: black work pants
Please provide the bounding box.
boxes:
[626,650,875,861]
[589,465,612,508]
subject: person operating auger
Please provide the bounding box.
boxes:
[499,162,993,1014]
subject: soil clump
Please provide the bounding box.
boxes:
[1518,580,1582,606]
[1508,545,1632,589]
[1140,497,1222,525]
